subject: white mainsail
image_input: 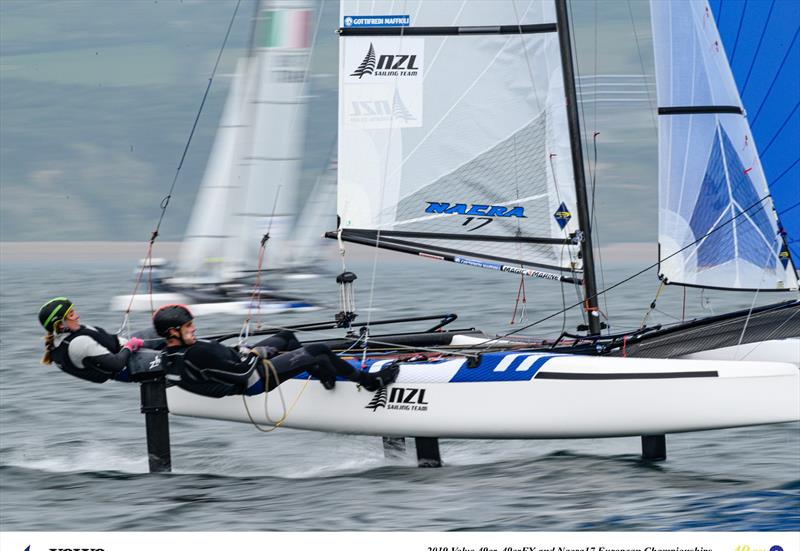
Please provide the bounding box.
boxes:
[175,0,315,283]
[337,0,582,275]
[651,0,798,291]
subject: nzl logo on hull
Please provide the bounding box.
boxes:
[425,202,526,232]
[350,42,420,78]
[365,386,429,412]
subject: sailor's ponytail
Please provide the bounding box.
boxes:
[41,332,55,365]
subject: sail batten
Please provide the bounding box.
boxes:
[658,105,743,115]
[339,23,557,36]
[651,0,798,291]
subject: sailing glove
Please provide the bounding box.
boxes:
[123,337,145,352]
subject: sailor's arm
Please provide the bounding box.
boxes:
[68,335,142,375]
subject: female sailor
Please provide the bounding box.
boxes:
[39,297,143,383]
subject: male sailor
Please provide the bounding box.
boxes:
[152,304,399,398]
[39,297,144,383]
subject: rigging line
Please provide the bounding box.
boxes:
[590,132,611,332]
[778,199,800,217]
[735,242,776,356]
[122,2,241,317]
[626,0,657,129]
[568,0,609,328]
[728,0,748,62]
[756,101,799,158]
[470,194,776,352]
[749,27,799,126]
[365,0,410,333]
[511,0,544,114]
[236,320,481,359]
[568,0,595,194]
[768,157,800,191]
[151,0,242,240]
[593,0,598,141]
[740,0,776,95]
[738,307,800,361]
[627,0,658,131]
[240,186,282,340]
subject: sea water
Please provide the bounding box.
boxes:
[1,251,798,530]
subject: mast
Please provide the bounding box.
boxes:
[554,0,601,335]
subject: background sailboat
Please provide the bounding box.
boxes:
[111,0,334,315]
[166,0,798,452]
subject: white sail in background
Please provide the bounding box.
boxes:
[227,0,314,276]
[285,150,339,270]
[175,0,315,284]
[174,59,249,283]
[337,0,582,274]
[651,0,798,291]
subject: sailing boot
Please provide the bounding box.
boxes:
[358,362,400,391]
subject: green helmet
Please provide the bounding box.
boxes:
[38,297,74,332]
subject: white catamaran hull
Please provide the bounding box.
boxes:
[681,339,800,365]
[167,352,800,438]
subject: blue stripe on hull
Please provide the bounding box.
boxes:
[451,353,554,382]
[283,351,557,385]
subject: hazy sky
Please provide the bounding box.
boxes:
[0,0,656,245]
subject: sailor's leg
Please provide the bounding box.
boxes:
[303,344,400,391]
[265,346,337,390]
[253,330,302,353]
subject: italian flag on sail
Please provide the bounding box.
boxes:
[261,9,311,49]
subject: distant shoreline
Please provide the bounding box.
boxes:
[0,241,657,263]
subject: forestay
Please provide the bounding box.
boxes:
[651,0,798,291]
[337,0,583,276]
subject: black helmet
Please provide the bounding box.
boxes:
[39,297,74,332]
[152,304,194,337]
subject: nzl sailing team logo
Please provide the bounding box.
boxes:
[349,88,416,125]
[365,386,429,412]
[350,42,421,78]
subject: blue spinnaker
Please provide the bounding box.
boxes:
[710,0,800,270]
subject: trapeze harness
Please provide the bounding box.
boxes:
[50,325,132,383]
[160,340,263,398]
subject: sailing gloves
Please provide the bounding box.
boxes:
[123,337,145,352]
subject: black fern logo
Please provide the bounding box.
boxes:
[351,43,376,78]
[365,386,387,411]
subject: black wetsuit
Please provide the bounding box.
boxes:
[50,325,133,383]
[161,330,390,398]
